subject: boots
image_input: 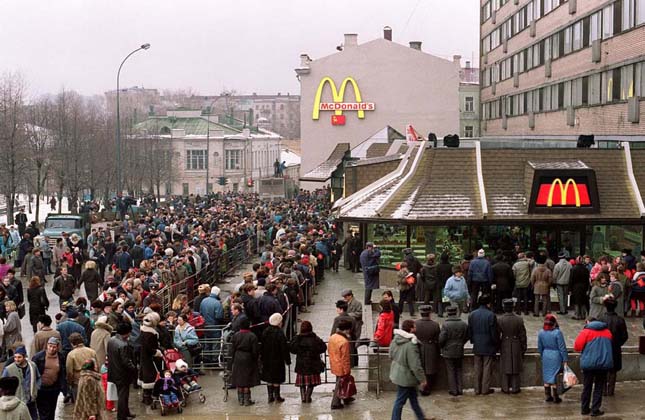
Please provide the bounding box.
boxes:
[244,391,255,406]
[552,387,562,403]
[237,390,244,406]
[274,386,285,403]
[267,385,275,403]
[305,386,314,403]
[544,386,553,402]
[300,387,307,403]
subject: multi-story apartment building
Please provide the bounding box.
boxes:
[480,0,645,139]
[460,61,481,137]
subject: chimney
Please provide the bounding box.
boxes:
[383,26,392,41]
[453,55,462,65]
[466,61,471,69]
[409,41,422,51]
[344,33,358,48]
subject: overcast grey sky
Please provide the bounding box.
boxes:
[1,0,479,97]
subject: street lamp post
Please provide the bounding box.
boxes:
[116,43,150,196]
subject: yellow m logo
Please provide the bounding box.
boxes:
[547,178,581,207]
[312,77,365,120]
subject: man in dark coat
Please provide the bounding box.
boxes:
[467,294,499,395]
[108,322,137,420]
[348,234,362,273]
[497,298,527,394]
[439,306,469,396]
[359,242,381,305]
[15,208,27,238]
[492,256,515,313]
[31,248,47,284]
[415,305,441,395]
[419,254,438,309]
[570,259,591,320]
[599,298,628,396]
[468,250,493,308]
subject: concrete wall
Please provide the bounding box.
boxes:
[370,349,645,392]
[299,37,460,183]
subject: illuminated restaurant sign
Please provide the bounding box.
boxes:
[529,170,599,214]
[312,77,375,125]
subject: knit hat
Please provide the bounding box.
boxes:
[175,359,188,371]
[477,249,485,257]
[210,286,220,296]
[14,346,27,356]
[269,313,283,327]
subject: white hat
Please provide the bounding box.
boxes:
[269,313,283,327]
[210,286,220,297]
[477,249,485,257]
[165,248,174,257]
[97,315,108,325]
[175,359,188,371]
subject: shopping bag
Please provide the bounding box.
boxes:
[337,375,357,399]
[563,365,578,388]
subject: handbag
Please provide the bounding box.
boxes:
[337,375,357,399]
[187,342,202,357]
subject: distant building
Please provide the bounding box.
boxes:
[296,27,460,189]
[131,109,281,196]
[480,0,645,139]
[105,86,161,123]
[459,60,480,138]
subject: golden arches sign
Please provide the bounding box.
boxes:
[312,77,374,120]
[546,178,581,207]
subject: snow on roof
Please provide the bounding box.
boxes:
[281,149,301,167]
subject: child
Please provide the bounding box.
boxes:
[173,359,202,392]
[443,266,470,315]
[153,370,181,407]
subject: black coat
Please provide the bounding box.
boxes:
[31,256,46,282]
[78,269,102,303]
[415,318,441,374]
[570,264,590,306]
[437,262,453,289]
[439,316,469,358]
[107,335,136,386]
[289,332,326,375]
[260,325,291,383]
[139,327,161,388]
[27,286,49,318]
[599,312,628,371]
[497,312,527,374]
[467,306,499,356]
[492,261,515,292]
[228,330,260,387]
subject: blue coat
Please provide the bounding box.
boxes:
[468,257,493,284]
[199,294,224,325]
[443,275,469,301]
[360,248,381,290]
[57,320,87,352]
[537,328,568,383]
[467,306,499,356]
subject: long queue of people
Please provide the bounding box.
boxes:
[0,189,343,420]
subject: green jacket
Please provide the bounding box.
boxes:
[2,361,39,403]
[389,329,425,387]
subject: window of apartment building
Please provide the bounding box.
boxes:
[542,86,552,111]
[186,150,206,170]
[589,73,602,104]
[638,0,645,24]
[482,2,492,22]
[493,0,500,11]
[603,4,615,38]
[526,91,534,112]
[572,21,583,50]
[602,69,622,103]
[621,64,634,99]
[637,62,645,97]
[563,81,572,108]
[225,149,242,170]
[590,11,602,41]
[563,26,572,54]
[551,84,560,110]
[465,126,474,137]
[465,96,474,112]
[623,0,635,30]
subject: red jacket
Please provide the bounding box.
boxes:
[373,311,394,347]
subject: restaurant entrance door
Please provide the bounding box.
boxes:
[530,225,585,259]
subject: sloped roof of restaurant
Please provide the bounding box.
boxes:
[301,143,350,182]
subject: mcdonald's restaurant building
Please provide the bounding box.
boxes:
[296,29,460,190]
[333,141,645,268]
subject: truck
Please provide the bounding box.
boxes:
[42,214,92,247]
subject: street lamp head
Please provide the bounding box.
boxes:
[141,43,151,50]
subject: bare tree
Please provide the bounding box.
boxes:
[25,97,53,221]
[0,72,28,223]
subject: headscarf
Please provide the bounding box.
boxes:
[543,314,558,331]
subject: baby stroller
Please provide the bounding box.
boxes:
[150,356,183,416]
[163,348,183,372]
[173,358,206,405]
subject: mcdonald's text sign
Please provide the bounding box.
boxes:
[312,77,375,124]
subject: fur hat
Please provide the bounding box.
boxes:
[143,313,160,328]
[269,313,283,327]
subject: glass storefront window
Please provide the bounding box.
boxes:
[367,223,407,268]
[585,225,643,260]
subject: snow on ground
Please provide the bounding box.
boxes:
[0,195,71,225]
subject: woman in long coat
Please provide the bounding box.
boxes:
[228,317,260,406]
[70,247,84,282]
[260,313,291,403]
[570,258,590,320]
[289,320,326,403]
[139,312,162,405]
[78,260,102,303]
[537,314,568,403]
[3,300,22,359]
[27,276,48,333]
[73,359,107,420]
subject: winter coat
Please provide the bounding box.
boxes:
[570,264,590,306]
[553,259,572,286]
[2,361,39,403]
[260,325,291,383]
[436,257,453,290]
[32,350,66,391]
[599,312,628,371]
[289,332,327,375]
[53,274,76,301]
[589,284,609,319]
[0,396,30,420]
[66,346,98,386]
[512,258,533,288]
[530,265,552,295]
[415,317,441,375]
[439,316,469,359]
[443,275,469,301]
[360,248,381,290]
[331,313,358,341]
[468,257,493,284]
[199,294,224,325]
[537,328,568,383]
[3,311,22,350]
[497,312,527,374]
[78,268,102,302]
[31,255,46,282]
[107,334,136,386]
[328,332,351,377]
[90,321,113,367]
[173,324,199,354]
[256,292,282,324]
[30,327,61,356]
[388,329,425,387]
[419,262,438,293]
[573,321,613,371]
[228,330,260,387]
[468,306,499,356]
[73,369,107,420]
[57,320,86,353]
[27,286,48,319]
[492,261,515,292]
[373,310,394,347]
[139,325,162,389]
